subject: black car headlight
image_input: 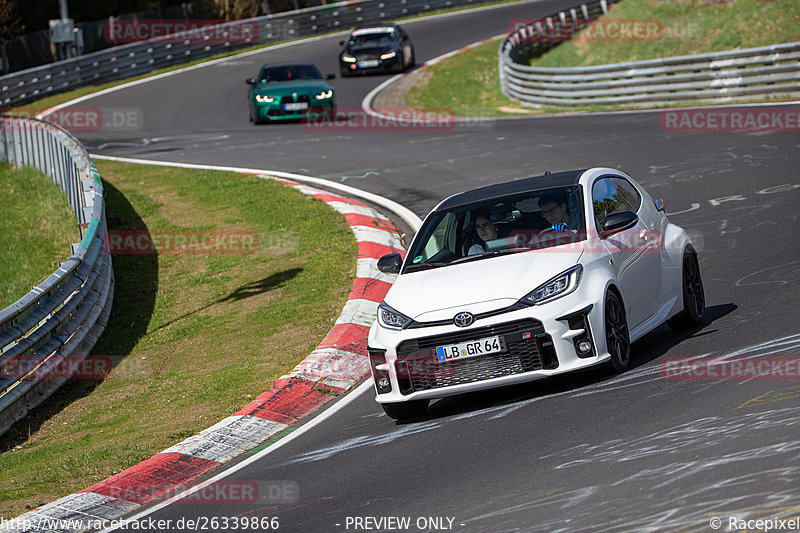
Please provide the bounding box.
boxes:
[380,51,397,60]
[341,54,356,63]
[378,302,412,330]
[520,265,583,305]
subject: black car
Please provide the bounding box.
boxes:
[339,24,415,76]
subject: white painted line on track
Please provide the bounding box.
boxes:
[362,41,800,122]
[100,380,374,532]
[35,0,542,120]
[90,154,423,231]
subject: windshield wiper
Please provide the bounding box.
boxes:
[449,248,525,265]
[404,262,448,272]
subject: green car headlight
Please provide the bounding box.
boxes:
[315,90,333,100]
[255,94,275,103]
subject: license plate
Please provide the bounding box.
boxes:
[283,102,308,111]
[358,60,380,68]
[435,335,504,362]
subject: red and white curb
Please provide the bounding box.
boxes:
[2,176,406,533]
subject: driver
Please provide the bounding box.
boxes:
[538,192,578,232]
[467,213,498,255]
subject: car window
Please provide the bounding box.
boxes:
[349,29,397,45]
[592,177,642,227]
[259,65,322,82]
[409,212,460,266]
[405,186,586,271]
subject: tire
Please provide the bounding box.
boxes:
[402,45,414,71]
[604,290,631,373]
[668,251,705,330]
[381,399,429,421]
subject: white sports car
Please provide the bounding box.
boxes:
[368,168,705,420]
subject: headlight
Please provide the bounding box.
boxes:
[342,54,356,63]
[315,89,333,100]
[520,265,583,305]
[377,302,412,330]
[380,51,397,60]
[255,94,275,103]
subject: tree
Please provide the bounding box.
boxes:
[0,0,24,74]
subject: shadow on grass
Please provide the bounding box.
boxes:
[0,179,158,452]
[146,268,303,335]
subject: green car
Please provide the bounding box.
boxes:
[246,62,336,124]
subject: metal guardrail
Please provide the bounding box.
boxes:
[0,114,113,437]
[499,4,800,107]
[0,0,504,109]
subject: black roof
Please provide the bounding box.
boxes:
[437,169,587,210]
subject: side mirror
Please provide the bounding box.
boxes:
[601,210,638,237]
[339,40,346,46]
[245,78,256,85]
[326,73,336,80]
[377,253,402,274]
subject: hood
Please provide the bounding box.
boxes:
[385,246,585,322]
[348,44,396,56]
[255,80,330,93]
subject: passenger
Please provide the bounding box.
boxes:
[468,214,498,255]
[538,192,578,231]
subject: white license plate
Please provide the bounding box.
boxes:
[358,60,380,68]
[435,335,504,362]
[283,102,308,111]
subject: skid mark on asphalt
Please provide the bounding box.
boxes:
[736,260,800,286]
[274,421,441,466]
[271,333,800,468]
[737,384,800,409]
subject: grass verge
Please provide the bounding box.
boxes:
[0,161,357,518]
[0,162,81,309]
[404,0,800,116]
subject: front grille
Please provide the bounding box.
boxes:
[267,95,313,117]
[279,95,310,105]
[395,318,557,395]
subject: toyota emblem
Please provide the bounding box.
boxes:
[453,312,474,328]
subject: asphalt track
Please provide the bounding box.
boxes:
[61,0,800,531]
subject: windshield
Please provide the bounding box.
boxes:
[258,64,323,82]
[349,29,397,46]
[405,186,586,272]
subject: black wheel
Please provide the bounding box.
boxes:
[381,399,429,421]
[668,251,705,330]
[604,290,631,373]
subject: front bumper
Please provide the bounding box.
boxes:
[254,100,335,121]
[367,288,611,403]
[341,55,403,75]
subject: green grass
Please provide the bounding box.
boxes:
[0,163,81,309]
[0,161,357,518]
[404,36,519,117]
[531,0,800,67]
[405,0,800,116]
